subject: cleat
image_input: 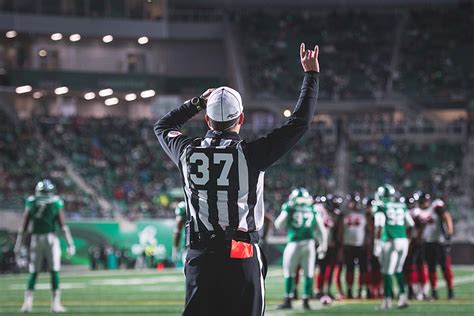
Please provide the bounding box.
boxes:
[408,286,415,300]
[20,303,32,313]
[277,297,292,310]
[397,294,409,309]
[314,292,323,300]
[376,300,392,310]
[302,298,311,310]
[347,288,353,299]
[448,288,454,300]
[431,289,438,300]
[51,304,67,313]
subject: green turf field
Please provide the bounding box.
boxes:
[0,266,473,315]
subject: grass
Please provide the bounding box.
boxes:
[0,266,473,315]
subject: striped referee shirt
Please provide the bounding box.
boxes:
[154,71,319,234]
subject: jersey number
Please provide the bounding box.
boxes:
[189,152,233,187]
[35,203,47,219]
[293,212,314,228]
[386,207,405,226]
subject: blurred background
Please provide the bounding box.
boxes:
[0,0,473,271]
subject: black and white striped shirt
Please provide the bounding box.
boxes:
[154,71,319,234]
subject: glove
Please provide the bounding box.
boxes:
[67,245,76,256]
[373,239,382,258]
[317,243,328,260]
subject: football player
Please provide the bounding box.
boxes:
[363,197,383,298]
[275,188,328,310]
[172,201,187,266]
[314,194,344,300]
[372,184,415,310]
[404,193,428,300]
[413,193,454,300]
[340,193,369,299]
[14,179,76,313]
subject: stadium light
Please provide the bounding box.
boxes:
[105,97,119,106]
[15,85,32,94]
[102,35,113,43]
[283,109,291,117]
[140,90,155,98]
[32,92,43,99]
[38,49,47,57]
[5,30,17,38]
[125,93,137,101]
[138,36,149,45]
[69,34,81,42]
[51,33,63,41]
[84,92,96,100]
[99,88,113,97]
[54,86,69,95]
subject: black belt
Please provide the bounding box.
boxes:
[189,229,260,249]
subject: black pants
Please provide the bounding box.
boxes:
[344,245,367,274]
[183,242,267,316]
[424,242,448,272]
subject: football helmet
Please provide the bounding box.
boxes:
[374,184,396,203]
[35,179,55,196]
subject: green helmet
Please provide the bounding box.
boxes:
[374,184,396,202]
[289,187,310,201]
[35,179,55,196]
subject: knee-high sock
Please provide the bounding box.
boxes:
[335,265,343,293]
[443,256,454,289]
[316,271,324,292]
[383,274,393,298]
[346,269,354,290]
[304,277,313,299]
[395,272,406,294]
[284,277,294,298]
[324,264,334,292]
[428,271,437,290]
[51,271,59,291]
[27,272,38,291]
[420,264,428,285]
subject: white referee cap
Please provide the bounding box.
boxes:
[206,86,243,122]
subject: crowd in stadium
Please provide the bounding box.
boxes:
[0,114,464,220]
[237,6,473,100]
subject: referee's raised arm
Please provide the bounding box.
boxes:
[247,43,320,171]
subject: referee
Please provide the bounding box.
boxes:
[154,43,320,316]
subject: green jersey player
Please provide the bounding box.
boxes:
[172,201,187,266]
[14,179,76,313]
[372,184,415,310]
[274,188,328,310]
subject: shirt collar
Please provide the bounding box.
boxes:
[205,130,241,140]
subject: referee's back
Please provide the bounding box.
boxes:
[154,43,320,316]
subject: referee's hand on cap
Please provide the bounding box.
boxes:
[200,88,216,108]
[300,43,320,73]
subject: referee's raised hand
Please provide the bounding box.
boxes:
[300,43,320,73]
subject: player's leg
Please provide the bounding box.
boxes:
[48,234,66,312]
[437,242,454,299]
[21,235,43,312]
[293,265,301,299]
[344,246,355,298]
[315,247,327,298]
[394,238,409,308]
[380,240,397,310]
[279,241,299,309]
[358,246,368,298]
[301,240,316,309]
[324,247,337,297]
[425,242,438,299]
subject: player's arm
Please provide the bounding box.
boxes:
[14,208,31,254]
[274,210,288,230]
[153,89,214,166]
[57,208,76,256]
[373,208,385,258]
[246,43,320,171]
[315,212,328,259]
[442,211,454,236]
